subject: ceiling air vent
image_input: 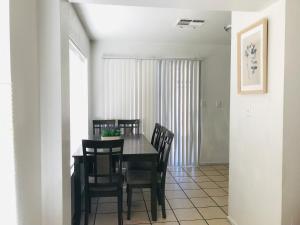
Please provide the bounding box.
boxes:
[176,19,205,29]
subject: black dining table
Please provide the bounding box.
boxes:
[72,134,158,224]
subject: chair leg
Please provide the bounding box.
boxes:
[126,184,129,206]
[88,197,91,213]
[161,188,166,218]
[112,158,117,173]
[84,211,89,225]
[118,189,123,225]
[127,186,132,220]
[84,192,89,225]
[157,187,162,205]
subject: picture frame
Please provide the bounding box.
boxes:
[237,18,268,94]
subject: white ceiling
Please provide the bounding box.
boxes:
[74,4,232,44]
[70,0,278,11]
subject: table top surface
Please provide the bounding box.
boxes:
[72,134,157,158]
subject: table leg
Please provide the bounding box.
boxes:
[151,158,157,221]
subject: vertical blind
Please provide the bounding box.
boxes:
[101,58,201,166]
[101,59,158,140]
[157,60,201,166]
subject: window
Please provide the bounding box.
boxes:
[69,40,88,167]
[0,0,18,224]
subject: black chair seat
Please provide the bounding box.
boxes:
[88,175,124,193]
[89,185,119,193]
[88,175,123,184]
[127,161,152,171]
[126,170,161,186]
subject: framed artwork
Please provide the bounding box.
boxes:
[237,18,268,94]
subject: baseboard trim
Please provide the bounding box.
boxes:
[199,162,229,166]
[227,216,238,225]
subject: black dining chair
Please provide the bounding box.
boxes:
[126,129,174,219]
[117,119,140,136]
[151,123,162,150]
[93,119,116,136]
[154,126,167,152]
[82,139,124,225]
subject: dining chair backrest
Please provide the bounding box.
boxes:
[156,126,167,151]
[157,129,174,186]
[93,120,116,136]
[82,139,124,186]
[151,123,161,150]
[117,119,140,136]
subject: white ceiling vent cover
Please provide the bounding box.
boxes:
[176,19,205,29]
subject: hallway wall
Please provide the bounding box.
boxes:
[38,1,90,225]
[282,0,300,224]
[10,0,41,224]
[229,0,286,224]
[200,47,231,164]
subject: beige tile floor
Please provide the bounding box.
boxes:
[81,164,230,225]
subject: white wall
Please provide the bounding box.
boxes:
[91,40,231,164]
[10,1,41,225]
[38,0,64,224]
[38,1,90,225]
[4,1,91,224]
[229,1,286,225]
[282,0,300,224]
[61,3,91,225]
[201,47,231,164]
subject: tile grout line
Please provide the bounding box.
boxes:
[141,188,153,225]
[194,168,229,217]
[180,167,210,225]
[177,166,229,222]
[165,195,181,224]
[169,168,210,225]
[137,166,228,224]
[204,167,229,215]
[164,170,183,224]
[93,198,99,225]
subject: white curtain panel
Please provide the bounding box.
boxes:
[101,58,201,166]
[157,59,201,166]
[101,58,158,140]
